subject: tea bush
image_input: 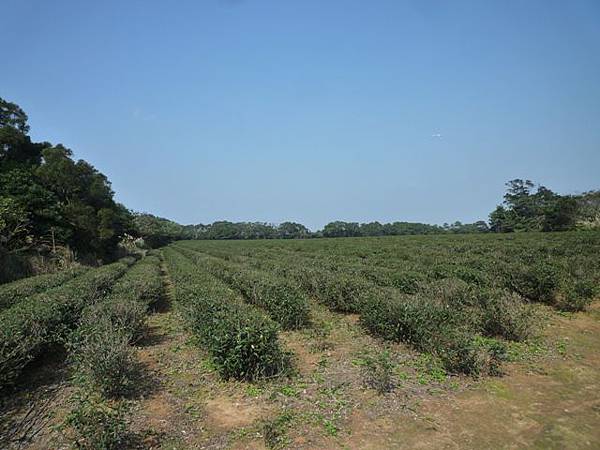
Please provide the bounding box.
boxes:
[478,289,534,341]
[0,260,131,389]
[172,232,600,375]
[359,289,504,375]
[175,246,310,330]
[66,392,129,450]
[501,260,560,304]
[0,266,89,310]
[164,247,290,380]
[69,256,162,397]
[70,321,140,398]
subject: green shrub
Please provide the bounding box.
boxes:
[386,270,428,294]
[109,255,163,307]
[295,266,366,313]
[83,299,147,344]
[68,255,163,397]
[0,266,88,310]
[177,247,310,330]
[362,350,395,394]
[502,260,560,304]
[439,333,506,376]
[478,289,534,341]
[421,278,479,309]
[359,289,503,375]
[171,233,600,377]
[0,261,130,389]
[66,392,129,450]
[182,297,289,379]
[555,279,596,312]
[70,322,140,398]
[164,248,290,380]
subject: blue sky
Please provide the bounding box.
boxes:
[3,0,599,230]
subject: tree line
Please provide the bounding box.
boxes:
[134,183,599,246]
[2,97,599,270]
[132,214,494,245]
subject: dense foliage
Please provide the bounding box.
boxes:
[489,179,596,232]
[0,265,88,310]
[70,255,162,397]
[174,245,311,329]
[0,98,134,266]
[132,181,596,247]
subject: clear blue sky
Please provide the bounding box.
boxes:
[3,0,599,230]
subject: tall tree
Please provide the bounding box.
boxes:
[0,98,133,260]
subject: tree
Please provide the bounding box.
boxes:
[542,196,578,231]
[322,221,362,238]
[575,190,600,229]
[0,197,29,249]
[360,221,384,236]
[277,222,310,239]
[0,98,29,133]
[133,213,185,247]
[0,98,133,260]
[490,179,579,233]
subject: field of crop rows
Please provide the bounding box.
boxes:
[169,232,600,379]
[1,232,599,448]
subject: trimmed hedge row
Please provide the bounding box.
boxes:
[163,247,289,380]
[0,260,132,389]
[497,258,597,312]
[359,287,507,376]
[0,266,89,310]
[176,241,535,375]
[176,244,366,314]
[69,255,163,398]
[173,236,599,375]
[180,239,597,313]
[174,245,310,330]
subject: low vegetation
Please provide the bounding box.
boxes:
[69,255,162,396]
[175,231,599,375]
[0,259,132,389]
[0,232,598,448]
[163,247,290,380]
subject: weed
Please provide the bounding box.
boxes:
[362,350,395,394]
[263,410,294,449]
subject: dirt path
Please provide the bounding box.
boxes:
[128,262,200,447]
[341,303,600,449]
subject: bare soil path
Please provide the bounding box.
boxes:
[340,303,600,450]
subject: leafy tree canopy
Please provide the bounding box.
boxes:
[0,97,133,260]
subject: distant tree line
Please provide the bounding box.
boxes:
[133,215,312,245]
[132,215,493,247]
[2,97,598,266]
[320,220,489,237]
[133,181,599,247]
